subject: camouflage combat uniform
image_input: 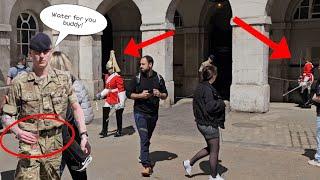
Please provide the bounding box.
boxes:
[2,68,78,180]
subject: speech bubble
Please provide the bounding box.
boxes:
[40,4,107,47]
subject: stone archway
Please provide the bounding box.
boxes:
[199,0,233,100]
[98,0,142,79]
[167,0,232,101]
[167,0,205,100]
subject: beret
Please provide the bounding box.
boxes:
[30,32,51,52]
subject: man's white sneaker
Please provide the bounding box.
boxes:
[209,174,224,180]
[308,159,320,167]
[183,160,192,176]
[76,155,93,172]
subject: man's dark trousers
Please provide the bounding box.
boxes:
[134,112,158,167]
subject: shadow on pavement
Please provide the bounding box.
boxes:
[187,160,228,178]
[122,126,136,136]
[303,149,316,160]
[149,151,178,166]
[1,170,15,180]
[100,126,136,138]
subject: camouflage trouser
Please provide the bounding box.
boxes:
[15,131,63,180]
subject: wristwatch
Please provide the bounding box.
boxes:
[80,131,88,138]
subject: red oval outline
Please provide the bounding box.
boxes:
[0,113,75,159]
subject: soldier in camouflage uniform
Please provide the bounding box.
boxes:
[1,33,89,180]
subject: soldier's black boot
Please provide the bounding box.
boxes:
[114,108,124,137]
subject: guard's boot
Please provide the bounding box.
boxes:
[100,107,110,137]
[114,130,122,137]
[114,108,123,137]
[99,119,109,137]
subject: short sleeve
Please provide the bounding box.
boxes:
[126,78,137,99]
[159,76,168,94]
[7,67,16,78]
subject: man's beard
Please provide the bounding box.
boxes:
[140,68,150,74]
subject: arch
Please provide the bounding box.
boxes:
[98,0,142,78]
[166,0,205,27]
[200,0,233,100]
[166,0,183,24]
[168,0,233,100]
[96,0,141,17]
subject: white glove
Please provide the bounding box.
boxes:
[117,91,127,109]
[100,89,110,98]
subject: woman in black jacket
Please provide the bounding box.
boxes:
[183,65,225,180]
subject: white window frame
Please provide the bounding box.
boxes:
[294,0,320,20]
[16,12,38,58]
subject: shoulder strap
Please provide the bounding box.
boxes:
[136,73,141,84]
[154,72,164,86]
[157,74,163,85]
[135,72,163,86]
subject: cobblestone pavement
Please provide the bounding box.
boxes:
[1,100,320,179]
[222,103,317,150]
[95,99,318,150]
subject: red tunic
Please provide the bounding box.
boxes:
[303,62,313,76]
[302,62,314,82]
[104,73,125,105]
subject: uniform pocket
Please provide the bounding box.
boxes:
[53,133,63,150]
[20,93,40,116]
[50,90,68,114]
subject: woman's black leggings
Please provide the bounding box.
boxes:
[189,138,220,178]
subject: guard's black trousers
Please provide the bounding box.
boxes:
[102,107,124,133]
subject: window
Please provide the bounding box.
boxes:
[174,11,183,28]
[312,0,320,18]
[294,0,320,20]
[17,13,38,56]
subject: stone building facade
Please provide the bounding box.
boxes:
[0,0,319,113]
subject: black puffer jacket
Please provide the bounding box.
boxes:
[193,81,225,128]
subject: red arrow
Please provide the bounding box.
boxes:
[233,16,291,60]
[124,30,175,58]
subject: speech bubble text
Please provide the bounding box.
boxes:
[40,4,107,47]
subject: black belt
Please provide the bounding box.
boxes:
[29,127,62,137]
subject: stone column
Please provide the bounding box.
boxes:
[0,24,11,86]
[230,16,270,112]
[140,23,174,105]
[78,34,104,99]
